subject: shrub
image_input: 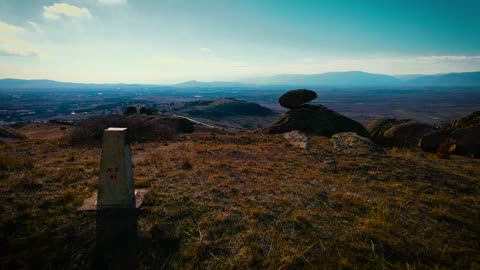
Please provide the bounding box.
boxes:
[436,139,455,159]
[68,116,176,146]
[139,107,155,115]
[123,106,138,116]
[0,154,34,171]
[435,120,453,130]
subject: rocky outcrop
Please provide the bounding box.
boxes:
[263,89,368,137]
[279,89,317,109]
[367,118,407,144]
[383,121,436,147]
[419,111,480,158]
[452,111,480,128]
[420,125,480,158]
[282,130,311,150]
[331,132,386,155]
[419,129,453,152]
[367,118,436,147]
[452,126,480,158]
[263,104,368,137]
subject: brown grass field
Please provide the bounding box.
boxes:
[1,125,479,269]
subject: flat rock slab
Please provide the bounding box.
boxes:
[282,130,311,150]
[78,189,149,211]
[331,132,386,155]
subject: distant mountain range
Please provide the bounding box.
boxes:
[0,79,160,90]
[1,71,480,89]
[242,71,400,86]
[241,71,480,87]
[172,80,248,88]
[405,72,480,86]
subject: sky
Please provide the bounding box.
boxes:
[0,0,479,84]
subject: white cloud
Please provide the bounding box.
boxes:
[199,47,212,53]
[43,12,60,20]
[43,3,91,20]
[0,21,39,57]
[98,0,128,4]
[140,58,204,66]
[27,21,43,33]
[27,21,38,28]
[0,21,24,33]
[415,55,480,61]
[0,36,40,57]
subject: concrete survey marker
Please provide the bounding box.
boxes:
[79,127,148,211]
[98,127,135,209]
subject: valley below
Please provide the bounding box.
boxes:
[1,86,479,127]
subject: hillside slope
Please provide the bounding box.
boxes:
[167,98,279,130]
[1,128,479,269]
[406,71,480,86]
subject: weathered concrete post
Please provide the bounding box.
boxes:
[97,127,135,209]
[93,128,138,269]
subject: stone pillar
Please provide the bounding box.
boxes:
[97,127,135,209]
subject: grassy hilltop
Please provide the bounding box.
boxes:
[1,125,479,269]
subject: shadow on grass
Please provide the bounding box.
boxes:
[93,209,180,269]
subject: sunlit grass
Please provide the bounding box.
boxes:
[1,128,479,269]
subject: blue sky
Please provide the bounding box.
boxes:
[0,0,479,83]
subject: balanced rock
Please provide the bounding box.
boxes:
[263,104,368,137]
[331,132,386,155]
[279,89,317,109]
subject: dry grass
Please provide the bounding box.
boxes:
[18,124,72,140]
[0,126,479,269]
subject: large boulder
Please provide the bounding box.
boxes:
[452,111,480,129]
[383,121,436,147]
[419,111,480,158]
[367,118,436,147]
[419,129,453,152]
[331,132,386,155]
[279,89,317,109]
[263,104,368,137]
[452,126,480,158]
[367,118,409,145]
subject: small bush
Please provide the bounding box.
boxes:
[0,154,34,171]
[123,106,137,116]
[436,139,455,159]
[68,116,176,146]
[435,120,453,130]
[139,107,155,115]
[181,157,193,170]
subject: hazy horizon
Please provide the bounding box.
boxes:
[2,70,480,86]
[1,0,480,84]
